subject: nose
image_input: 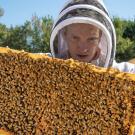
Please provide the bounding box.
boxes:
[78,41,89,53]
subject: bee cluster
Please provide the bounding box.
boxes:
[0,47,135,135]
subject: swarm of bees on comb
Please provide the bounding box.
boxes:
[0,47,135,135]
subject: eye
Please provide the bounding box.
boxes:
[72,36,79,40]
[87,37,99,43]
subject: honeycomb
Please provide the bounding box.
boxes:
[0,47,134,135]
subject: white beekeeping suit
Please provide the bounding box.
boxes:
[49,0,135,74]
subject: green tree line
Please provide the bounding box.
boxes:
[0,13,135,62]
[0,15,53,53]
[113,17,135,62]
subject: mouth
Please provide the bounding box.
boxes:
[77,54,88,59]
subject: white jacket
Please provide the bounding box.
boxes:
[112,60,135,74]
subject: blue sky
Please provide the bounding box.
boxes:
[0,0,135,27]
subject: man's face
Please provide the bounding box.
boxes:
[64,23,101,62]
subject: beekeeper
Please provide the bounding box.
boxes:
[49,0,135,73]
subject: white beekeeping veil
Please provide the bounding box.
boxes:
[50,0,116,68]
